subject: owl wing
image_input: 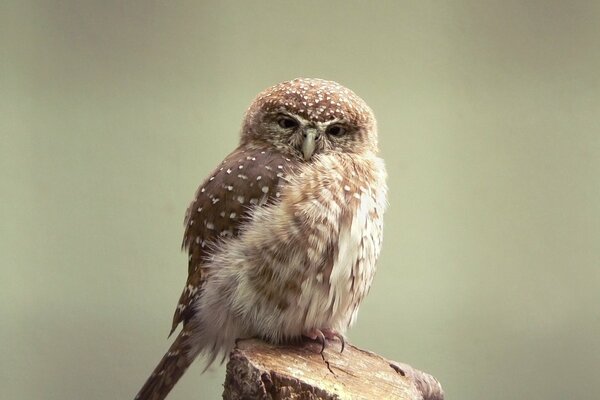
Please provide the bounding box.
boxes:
[171,147,293,334]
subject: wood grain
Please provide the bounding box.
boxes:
[223,339,443,400]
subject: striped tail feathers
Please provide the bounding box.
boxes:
[134,329,199,400]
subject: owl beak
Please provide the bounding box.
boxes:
[302,128,319,161]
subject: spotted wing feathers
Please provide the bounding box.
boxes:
[171,147,293,333]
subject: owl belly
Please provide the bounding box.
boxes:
[259,190,382,342]
[197,158,385,347]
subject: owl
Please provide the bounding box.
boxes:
[135,78,387,400]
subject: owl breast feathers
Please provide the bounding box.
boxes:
[135,78,387,400]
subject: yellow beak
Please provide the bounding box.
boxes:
[302,129,318,161]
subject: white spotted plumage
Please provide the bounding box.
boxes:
[135,78,386,400]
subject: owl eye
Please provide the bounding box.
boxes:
[277,116,299,129]
[326,124,346,137]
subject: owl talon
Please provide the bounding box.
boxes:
[303,328,345,354]
[322,328,345,353]
[317,330,326,354]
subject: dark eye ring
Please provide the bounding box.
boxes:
[326,124,346,137]
[277,116,299,129]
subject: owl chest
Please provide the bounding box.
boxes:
[292,188,384,329]
[231,156,386,335]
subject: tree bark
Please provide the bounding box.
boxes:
[223,339,443,400]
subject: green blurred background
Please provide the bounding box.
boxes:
[2,1,599,399]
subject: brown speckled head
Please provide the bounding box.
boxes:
[241,78,378,157]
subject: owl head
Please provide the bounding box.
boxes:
[241,78,377,161]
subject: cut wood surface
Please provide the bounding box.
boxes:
[223,339,443,400]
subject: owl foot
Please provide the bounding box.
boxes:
[323,328,346,353]
[302,328,345,354]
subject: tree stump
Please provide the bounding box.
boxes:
[223,339,443,400]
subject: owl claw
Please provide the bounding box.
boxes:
[302,328,345,354]
[317,330,326,354]
[322,328,345,353]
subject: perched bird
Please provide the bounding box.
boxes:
[135,78,387,400]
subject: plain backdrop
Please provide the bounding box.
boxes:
[2,1,599,399]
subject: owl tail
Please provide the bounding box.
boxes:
[134,329,199,400]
